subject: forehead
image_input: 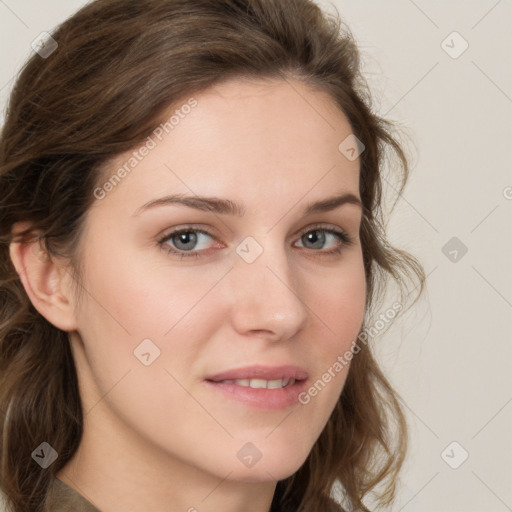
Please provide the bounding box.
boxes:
[93,77,360,214]
[177,76,355,154]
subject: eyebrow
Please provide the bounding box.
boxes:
[132,192,362,217]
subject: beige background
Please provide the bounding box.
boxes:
[1,1,511,510]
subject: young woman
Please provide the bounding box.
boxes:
[0,0,425,511]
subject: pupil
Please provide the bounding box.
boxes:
[175,231,197,250]
[305,230,325,249]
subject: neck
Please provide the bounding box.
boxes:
[57,401,276,512]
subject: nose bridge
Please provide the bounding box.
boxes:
[228,234,309,338]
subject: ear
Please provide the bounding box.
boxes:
[9,222,79,332]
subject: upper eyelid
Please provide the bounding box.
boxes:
[160,222,347,235]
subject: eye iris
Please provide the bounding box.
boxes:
[303,230,326,249]
[173,231,197,251]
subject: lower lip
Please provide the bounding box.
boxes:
[203,379,308,410]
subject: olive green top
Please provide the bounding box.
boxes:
[47,478,100,512]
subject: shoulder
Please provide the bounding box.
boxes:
[46,478,101,512]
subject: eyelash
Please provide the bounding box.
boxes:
[158,224,355,260]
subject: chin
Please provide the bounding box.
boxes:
[227,465,301,484]
[226,447,311,483]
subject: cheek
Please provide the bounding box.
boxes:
[80,245,219,334]
[72,250,225,432]
[307,251,366,349]
[293,251,366,410]
[74,246,228,383]
[305,255,365,384]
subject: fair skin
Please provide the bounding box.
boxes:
[10,77,366,512]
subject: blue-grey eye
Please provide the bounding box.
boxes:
[299,229,342,250]
[164,229,215,252]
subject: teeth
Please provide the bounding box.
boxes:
[219,378,295,388]
[267,379,284,389]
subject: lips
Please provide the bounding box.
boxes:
[204,365,310,409]
[204,364,309,383]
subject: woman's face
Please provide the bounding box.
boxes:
[67,77,366,483]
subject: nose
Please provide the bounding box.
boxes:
[228,238,309,342]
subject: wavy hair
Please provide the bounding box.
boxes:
[0,0,425,510]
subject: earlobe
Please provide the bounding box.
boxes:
[8,224,79,332]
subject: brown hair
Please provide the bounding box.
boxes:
[0,0,425,510]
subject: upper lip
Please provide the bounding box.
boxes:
[205,365,309,382]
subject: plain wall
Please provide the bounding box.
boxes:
[0,1,511,510]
